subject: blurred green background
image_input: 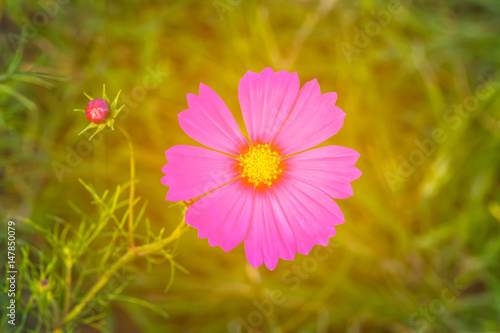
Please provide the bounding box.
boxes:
[1,0,500,332]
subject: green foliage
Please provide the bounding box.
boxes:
[1,175,186,331]
[0,40,67,123]
[1,41,187,331]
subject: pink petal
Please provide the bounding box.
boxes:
[178,83,248,155]
[186,179,254,252]
[272,176,345,256]
[162,145,238,201]
[244,187,296,270]
[272,79,346,155]
[238,68,300,145]
[284,145,362,199]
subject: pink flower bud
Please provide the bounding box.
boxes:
[85,98,109,123]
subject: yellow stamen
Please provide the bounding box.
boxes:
[239,144,282,186]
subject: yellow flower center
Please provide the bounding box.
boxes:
[239,144,282,186]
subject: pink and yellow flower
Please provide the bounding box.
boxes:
[162,68,361,270]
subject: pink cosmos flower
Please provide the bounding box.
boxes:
[162,68,361,270]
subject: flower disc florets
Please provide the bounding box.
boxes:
[240,144,282,186]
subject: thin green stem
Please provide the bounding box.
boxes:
[116,123,136,249]
[62,261,72,320]
[62,220,187,325]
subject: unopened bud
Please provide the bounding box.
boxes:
[85,98,109,123]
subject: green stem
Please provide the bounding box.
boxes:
[62,220,187,325]
[62,261,72,320]
[116,123,136,248]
